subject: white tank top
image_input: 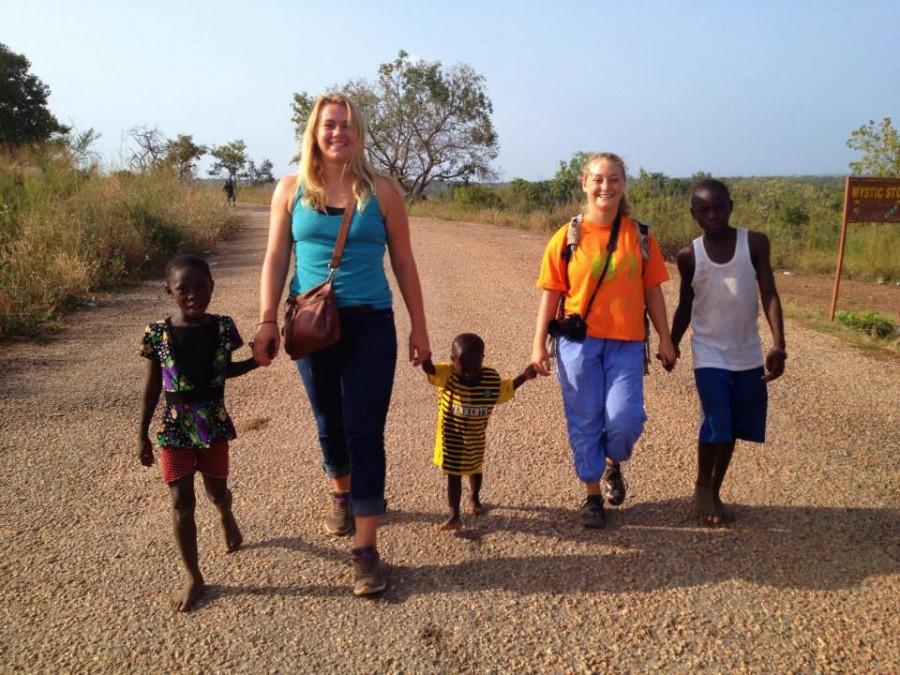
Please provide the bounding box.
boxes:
[690,228,763,370]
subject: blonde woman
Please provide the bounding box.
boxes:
[531,153,676,528]
[252,93,430,596]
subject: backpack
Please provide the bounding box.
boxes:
[562,214,654,374]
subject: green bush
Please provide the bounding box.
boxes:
[836,310,897,339]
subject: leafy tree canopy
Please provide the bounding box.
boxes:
[292,50,499,200]
[164,134,207,180]
[0,42,68,147]
[209,139,248,182]
[847,117,900,177]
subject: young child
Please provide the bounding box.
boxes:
[422,333,536,531]
[671,179,786,527]
[138,254,260,612]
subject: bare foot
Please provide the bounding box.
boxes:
[468,499,485,516]
[222,513,243,553]
[172,575,205,612]
[694,485,723,527]
[439,516,462,531]
[714,495,736,524]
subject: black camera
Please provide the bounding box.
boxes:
[547,314,587,341]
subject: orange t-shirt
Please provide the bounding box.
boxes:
[536,216,669,341]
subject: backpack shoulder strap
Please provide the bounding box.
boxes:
[562,213,582,261]
[635,219,651,261]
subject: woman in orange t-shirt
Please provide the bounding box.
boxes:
[530,152,677,528]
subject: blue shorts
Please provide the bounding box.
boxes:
[694,367,767,444]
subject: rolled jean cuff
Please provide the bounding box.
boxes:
[323,463,350,479]
[352,497,386,518]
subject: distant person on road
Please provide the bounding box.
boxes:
[422,333,536,531]
[671,178,786,527]
[530,152,677,529]
[138,254,260,612]
[223,176,236,206]
[251,93,430,596]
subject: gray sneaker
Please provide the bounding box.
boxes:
[351,546,388,596]
[325,491,353,536]
[580,495,606,528]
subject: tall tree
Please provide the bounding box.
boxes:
[209,139,248,182]
[847,117,900,177]
[0,42,68,147]
[127,126,166,172]
[292,50,499,200]
[164,134,207,179]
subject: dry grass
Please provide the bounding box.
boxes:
[0,147,241,338]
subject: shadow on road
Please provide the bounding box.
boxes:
[222,498,898,604]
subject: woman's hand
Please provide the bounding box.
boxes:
[408,325,431,367]
[531,342,552,376]
[251,321,280,366]
[656,337,677,372]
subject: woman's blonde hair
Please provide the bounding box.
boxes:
[581,152,631,217]
[297,93,376,211]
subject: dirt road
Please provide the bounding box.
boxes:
[2,205,898,673]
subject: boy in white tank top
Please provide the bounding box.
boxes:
[670,179,786,527]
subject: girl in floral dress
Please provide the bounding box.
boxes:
[138,254,259,612]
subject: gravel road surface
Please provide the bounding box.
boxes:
[2,205,898,673]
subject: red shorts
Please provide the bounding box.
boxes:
[160,440,229,484]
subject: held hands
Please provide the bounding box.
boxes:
[251,321,280,367]
[530,343,552,376]
[139,436,154,467]
[409,327,431,367]
[656,338,678,372]
[763,348,786,382]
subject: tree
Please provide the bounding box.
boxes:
[0,42,68,147]
[164,134,206,180]
[847,117,900,177]
[127,126,166,172]
[548,151,592,205]
[208,139,248,182]
[292,50,499,201]
[242,158,276,185]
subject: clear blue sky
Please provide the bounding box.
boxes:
[4,0,898,180]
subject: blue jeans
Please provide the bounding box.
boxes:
[556,337,646,483]
[296,309,396,517]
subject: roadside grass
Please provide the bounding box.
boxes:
[0,146,242,339]
[411,192,900,281]
[782,300,899,359]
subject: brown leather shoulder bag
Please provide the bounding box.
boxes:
[282,202,355,359]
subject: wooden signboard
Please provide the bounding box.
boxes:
[829,176,900,320]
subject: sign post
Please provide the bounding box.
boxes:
[829,176,900,320]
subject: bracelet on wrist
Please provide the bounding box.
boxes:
[256,320,278,327]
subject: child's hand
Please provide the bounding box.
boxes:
[523,364,537,380]
[421,357,436,376]
[139,436,154,467]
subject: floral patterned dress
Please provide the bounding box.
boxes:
[140,315,242,449]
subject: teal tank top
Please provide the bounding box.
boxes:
[289,191,393,309]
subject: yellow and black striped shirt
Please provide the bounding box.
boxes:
[428,363,515,475]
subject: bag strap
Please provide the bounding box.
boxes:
[580,213,621,319]
[327,203,356,277]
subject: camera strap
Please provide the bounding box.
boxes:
[556,213,622,320]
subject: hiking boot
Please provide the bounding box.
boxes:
[351,546,388,596]
[580,495,606,528]
[324,491,353,536]
[602,463,627,506]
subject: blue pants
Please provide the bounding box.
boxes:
[296,309,396,517]
[556,337,646,483]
